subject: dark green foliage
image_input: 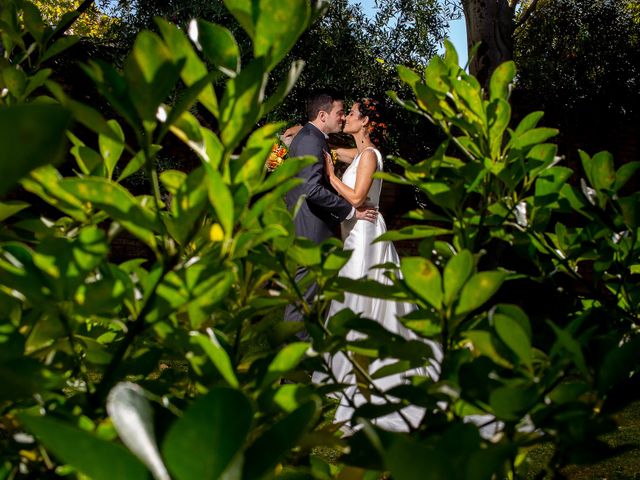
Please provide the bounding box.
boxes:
[514,0,640,116]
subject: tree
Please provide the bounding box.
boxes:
[30,0,117,38]
[514,0,640,117]
[461,0,540,88]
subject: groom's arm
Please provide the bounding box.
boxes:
[296,136,353,222]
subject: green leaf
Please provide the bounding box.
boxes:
[535,166,573,204]
[261,342,309,387]
[374,225,450,243]
[190,332,239,387]
[487,98,510,159]
[443,38,459,68]
[613,161,640,192]
[124,30,183,122]
[590,150,616,192]
[222,0,256,39]
[242,400,319,480]
[443,250,473,307]
[99,119,125,179]
[401,257,443,309]
[489,61,515,101]
[462,331,511,368]
[254,0,310,71]
[454,272,506,317]
[232,123,282,189]
[261,59,305,117]
[41,35,80,63]
[163,388,253,480]
[219,58,267,151]
[332,277,408,301]
[384,435,448,480]
[618,193,640,229]
[514,111,544,136]
[156,18,219,117]
[21,166,88,221]
[61,178,160,249]
[548,321,588,377]
[0,104,71,195]
[0,200,29,222]
[0,358,64,402]
[493,313,532,369]
[205,169,234,240]
[489,386,534,421]
[19,414,147,480]
[118,147,159,182]
[192,20,240,76]
[169,167,208,245]
[511,127,558,150]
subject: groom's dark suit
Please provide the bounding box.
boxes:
[284,122,353,333]
[285,123,352,242]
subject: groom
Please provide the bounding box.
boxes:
[284,91,378,337]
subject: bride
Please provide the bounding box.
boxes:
[313,98,442,433]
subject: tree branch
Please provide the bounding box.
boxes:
[515,0,541,30]
[49,0,96,44]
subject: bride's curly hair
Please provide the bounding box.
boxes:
[358,98,388,147]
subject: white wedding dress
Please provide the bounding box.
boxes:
[314,147,442,432]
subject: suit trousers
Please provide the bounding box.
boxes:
[283,266,317,341]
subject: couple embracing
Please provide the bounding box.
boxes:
[284,91,441,433]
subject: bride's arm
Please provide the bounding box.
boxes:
[324,150,377,207]
[332,147,357,164]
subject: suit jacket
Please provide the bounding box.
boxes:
[285,123,353,244]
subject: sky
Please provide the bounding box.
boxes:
[356,0,468,68]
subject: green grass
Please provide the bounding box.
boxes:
[522,401,640,479]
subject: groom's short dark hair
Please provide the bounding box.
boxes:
[306,90,342,121]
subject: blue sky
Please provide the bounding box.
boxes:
[356,0,468,67]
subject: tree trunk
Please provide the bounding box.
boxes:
[462,0,516,89]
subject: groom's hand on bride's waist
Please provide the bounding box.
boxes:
[355,206,378,223]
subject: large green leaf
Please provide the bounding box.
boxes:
[163,388,253,480]
[0,358,64,402]
[0,104,71,195]
[489,61,515,101]
[261,342,309,387]
[99,119,125,179]
[454,272,506,318]
[232,123,283,189]
[205,168,234,240]
[124,30,183,122]
[254,0,310,71]
[510,127,558,150]
[374,225,450,243]
[190,332,239,387]
[487,98,510,159]
[493,312,532,369]
[0,200,29,222]
[242,400,319,480]
[61,178,161,249]
[401,257,443,309]
[19,414,148,480]
[384,434,448,480]
[156,18,219,117]
[219,58,267,151]
[443,250,473,307]
[192,20,240,76]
